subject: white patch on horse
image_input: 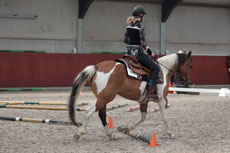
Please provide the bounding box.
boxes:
[157,54,178,71]
[139,81,147,95]
[95,63,120,95]
[138,81,147,103]
[157,54,178,97]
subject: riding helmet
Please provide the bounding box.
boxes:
[132,6,147,17]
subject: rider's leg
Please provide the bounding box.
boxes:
[147,68,161,102]
[148,63,160,86]
[136,53,160,102]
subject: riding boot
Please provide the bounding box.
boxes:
[147,85,161,102]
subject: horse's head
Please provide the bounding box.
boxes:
[176,51,192,85]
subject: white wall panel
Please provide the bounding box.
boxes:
[0,0,229,55]
[166,5,230,55]
[0,0,77,53]
[83,1,161,53]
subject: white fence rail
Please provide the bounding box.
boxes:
[169,87,230,97]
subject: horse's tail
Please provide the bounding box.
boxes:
[68,65,97,127]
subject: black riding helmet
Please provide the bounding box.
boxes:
[132,6,147,17]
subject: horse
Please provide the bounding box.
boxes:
[68,51,192,141]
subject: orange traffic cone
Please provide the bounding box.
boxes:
[108,116,114,128]
[150,131,157,147]
[168,82,173,94]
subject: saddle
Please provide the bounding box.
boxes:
[123,54,151,78]
[118,54,163,84]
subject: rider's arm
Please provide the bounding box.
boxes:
[138,23,153,56]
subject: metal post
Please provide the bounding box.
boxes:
[160,22,166,55]
[77,19,83,53]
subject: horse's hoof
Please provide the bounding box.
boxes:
[109,134,117,140]
[76,121,82,126]
[73,134,81,141]
[122,127,130,133]
[117,125,129,134]
[168,133,175,139]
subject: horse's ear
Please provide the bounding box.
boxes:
[187,51,192,58]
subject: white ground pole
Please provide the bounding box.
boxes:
[169,87,230,97]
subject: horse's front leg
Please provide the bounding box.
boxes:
[126,103,147,131]
[74,100,97,141]
[158,100,174,138]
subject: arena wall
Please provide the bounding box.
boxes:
[0,0,229,55]
[0,0,229,87]
[166,5,230,55]
[0,53,121,87]
[0,53,229,88]
[0,0,77,53]
[83,1,161,54]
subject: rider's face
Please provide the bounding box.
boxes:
[140,13,145,21]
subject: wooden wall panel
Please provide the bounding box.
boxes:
[190,56,230,85]
[0,53,229,87]
[0,53,122,87]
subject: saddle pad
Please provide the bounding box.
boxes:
[116,59,148,81]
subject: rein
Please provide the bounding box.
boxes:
[156,60,176,74]
[156,60,187,83]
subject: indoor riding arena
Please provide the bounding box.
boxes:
[0,0,230,153]
[0,90,230,153]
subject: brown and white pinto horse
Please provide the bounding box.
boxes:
[69,51,192,141]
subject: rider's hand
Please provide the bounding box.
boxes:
[147,48,156,60]
[151,53,155,59]
[147,48,152,55]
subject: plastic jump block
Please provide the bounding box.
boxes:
[0,105,85,111]
[0,88,44,92]
[0,101,89,106]
[117,126,151,144]
[0,116,71,125]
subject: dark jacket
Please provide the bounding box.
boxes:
[124,21,152,55]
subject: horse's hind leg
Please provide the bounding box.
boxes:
[74,100,97,141]
[97,99,117,140]
[125,103,148,131]
[98,107,116,140]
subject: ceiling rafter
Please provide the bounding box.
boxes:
[79,0,230,21]
[79,0,94,19]
[78,0,182,22]
[161,0,183,22]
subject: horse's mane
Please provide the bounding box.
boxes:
[176,53,187,67]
